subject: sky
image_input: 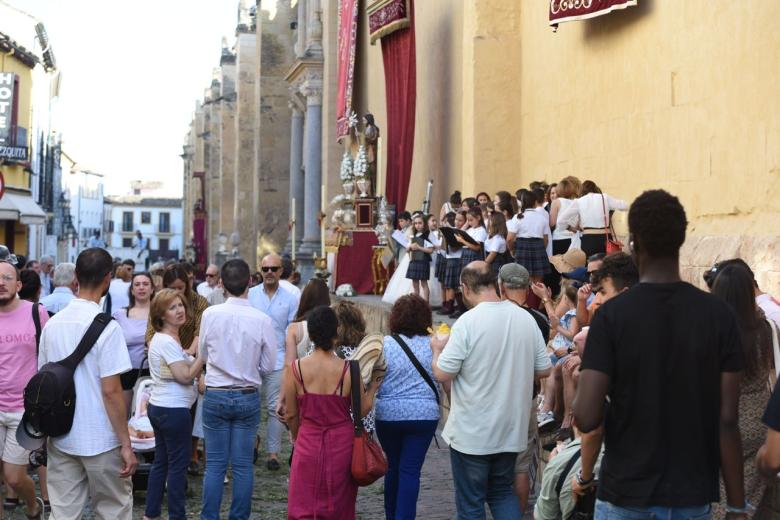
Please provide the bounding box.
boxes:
[2,0,240,197]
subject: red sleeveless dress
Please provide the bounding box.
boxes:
[287,360,357,520]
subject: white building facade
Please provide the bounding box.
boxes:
[105,196,183,267]
[62,169,105,263]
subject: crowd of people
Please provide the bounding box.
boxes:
[1,180,780,520]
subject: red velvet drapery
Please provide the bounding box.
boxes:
[381,0,416,214]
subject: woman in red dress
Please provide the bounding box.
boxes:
[282,306,379,520]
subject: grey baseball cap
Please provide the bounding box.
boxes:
[498,263,530,289]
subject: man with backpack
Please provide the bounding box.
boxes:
[35,248,137,519]
[0,260,48,518]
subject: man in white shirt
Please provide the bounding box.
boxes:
[196,264,220,299]
[278,257,301,299]
[432,261,551,519]
[38,248,136,519]
[40,262,78,314]
[39,255,55,297]
[199,259,276,520]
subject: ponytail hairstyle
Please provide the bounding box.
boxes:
[467,207,485,228]
[449,190,463,207]
[518,190,538,219]
[443,211,456,227]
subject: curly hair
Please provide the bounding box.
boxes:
[590,252,638,292]
[628,190,687,258]
[389,294,432,338]
[333,301,366,348]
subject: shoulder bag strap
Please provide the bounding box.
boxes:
[349,360,363,436]
[32,303,42,355]
[60,313,114,370]
[392,334,439,404]
[601,194,609,234]
[555,449,582,497]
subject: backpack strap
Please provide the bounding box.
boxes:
[349,360,362,436]
[32,303,41,355]
[392,334,439,404]
[60,313,113,370]
[555,448,582,497]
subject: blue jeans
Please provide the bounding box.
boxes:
[145,405,192,520]
[449,449,520,520]
[201,389,261,520]
[595,500,712,520]
[376,419,438,520]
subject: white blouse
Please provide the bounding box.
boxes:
[558,192,628,230]
[467,226,488,244]
[485,235,507,254]
[509,208,551,239]
[553,198,576,240]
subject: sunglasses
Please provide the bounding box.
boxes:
[261,266,281,273]
[205,273,217,278]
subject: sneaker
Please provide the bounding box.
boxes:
[3,497,18,512]
[537,411,555,427]
[24,497,44,519]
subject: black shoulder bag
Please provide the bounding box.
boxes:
[22,313,114,439]
[555,449,596,520]
[32,303,42,354]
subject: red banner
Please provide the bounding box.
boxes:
[549,0,637,26]
[336,0,359,140]
[368,0,410,44]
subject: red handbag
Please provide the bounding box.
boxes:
[601,194,623,254]
[349,360,387,486]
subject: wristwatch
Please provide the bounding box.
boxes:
[576,469,595,487]
[542,298,550,304]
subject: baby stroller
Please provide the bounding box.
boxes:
[128,377,155,491]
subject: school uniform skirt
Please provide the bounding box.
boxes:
[444,258,463,289]
[490,252,511,276]
[514,237,550,277]
[461,247,484,266]
[435,253,447,282]
[406,259,431,281]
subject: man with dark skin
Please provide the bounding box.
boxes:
[573,190,746,519]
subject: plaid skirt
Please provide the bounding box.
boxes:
[435,253,447,282]
[514,238,550,276]
[444,257,463,289]
[406,259,432,281]
[490,253,511,276]
[461,247,484,266]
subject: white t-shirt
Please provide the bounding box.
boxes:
[437,300,550,455]
[510,209,551,239]
[39,299,132,457]
[148,333,197,408]
[553,198,575,240]
[466,226,488,244]
[108,279,130,312]
[196,281,216,299]
[485,235,507,254]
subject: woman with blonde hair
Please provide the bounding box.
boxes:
[143,289,204,520]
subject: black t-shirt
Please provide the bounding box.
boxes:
[763,384,780,431]
[581,282,744,508]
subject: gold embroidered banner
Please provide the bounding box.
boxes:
[549,0,638,26]
[368,0,410,44]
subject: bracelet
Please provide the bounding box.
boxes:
[576,469,595,486]
[542,298,550,304]
[725,503,752,515]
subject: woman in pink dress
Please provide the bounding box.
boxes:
[282,306,379,520]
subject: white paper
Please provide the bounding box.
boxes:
[392,229,409,248]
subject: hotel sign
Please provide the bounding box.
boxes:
[550,0,638,26]
[0,73,15,145]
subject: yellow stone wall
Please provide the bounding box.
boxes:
[348,1,780,291]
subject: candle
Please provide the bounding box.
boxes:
[321,184,326,258]
[377,137,383,197]
[291,198,296,262]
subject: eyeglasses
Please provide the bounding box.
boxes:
[261,266,281,273]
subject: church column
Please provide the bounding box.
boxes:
[287,103,305,254]
[299,79,323,255]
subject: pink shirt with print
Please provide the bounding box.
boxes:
[0,300,48,412]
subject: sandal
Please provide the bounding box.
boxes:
[3,497,18,512]
[24,497,44,519]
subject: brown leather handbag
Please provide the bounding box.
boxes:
[349,360,387,486]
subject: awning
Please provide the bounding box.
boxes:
[0,191,47,225]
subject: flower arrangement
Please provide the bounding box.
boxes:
[340,151,354,182]
[352,144,369,179]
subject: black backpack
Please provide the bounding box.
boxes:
[21,313,113,439]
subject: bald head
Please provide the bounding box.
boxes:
[261,253,283,289]
[460,261,498,304]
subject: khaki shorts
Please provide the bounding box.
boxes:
[0,411,30,466]
[515,403,539,475]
